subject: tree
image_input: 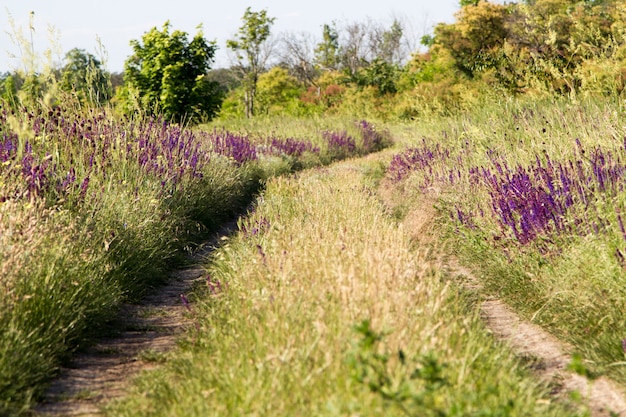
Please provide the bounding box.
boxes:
[60,48,112,105]
[279,31,319,86]
[354,58,399,95]
[433,1,508,77]
[256,66,303,115]
[315,23,340,71]
[369,19,405,65]
[121,22,221,123]
[0,72,19,107]
[227,7,276,118]
[340,20,372,77]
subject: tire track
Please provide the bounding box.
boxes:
[34,221,238,416]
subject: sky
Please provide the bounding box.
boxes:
[0,0,460,73]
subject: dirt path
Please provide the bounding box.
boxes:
[386,187,626,416]
[481,298,626,416]
[34,221,238,416]
[449,261,626,417]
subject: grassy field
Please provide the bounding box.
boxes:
[0,103,387,415]
[383,97,626,385]
[5,96,626,415]
[106,154,582,416]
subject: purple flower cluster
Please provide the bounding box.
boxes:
[323,130,356,158]
[1,104,382,204]
[388,137,626,247]
[135,119,206,183]
[270,137,320,157]
[479,143,626,244]
[356,120,387,153]
[387,141,454,183]
[0,107,213,202]
[206,130,258,165]
[0,132,18,163]
[0,133,57,198]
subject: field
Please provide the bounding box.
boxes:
[3,97,626,416]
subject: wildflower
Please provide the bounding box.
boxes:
[180,294,192,312]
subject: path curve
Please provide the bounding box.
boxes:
[34,221,238,416]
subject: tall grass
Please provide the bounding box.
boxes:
[0,199,117,414]
[384,97,626,385]
[106,157,579,416]
[0,95,388,415]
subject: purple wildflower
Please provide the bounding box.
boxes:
[180,294,192,312]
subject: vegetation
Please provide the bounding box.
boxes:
[118,22,221,123]
[383,98,626,388]
[226,7,275,118]
[60,48,112,105]
[106,157,579,416]
[4,0,626,415]
[0,88,388,414]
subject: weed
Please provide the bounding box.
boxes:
[348,319,448,416]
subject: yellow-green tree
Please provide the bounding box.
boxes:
[433,1,509,77]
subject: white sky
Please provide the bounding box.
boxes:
[0,0,460,73]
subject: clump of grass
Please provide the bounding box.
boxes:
[106,158,578,416]
[0,199,117,414]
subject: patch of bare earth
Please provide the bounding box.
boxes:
[441,241,626,416]
[33,222,237,417]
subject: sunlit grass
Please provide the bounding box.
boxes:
[0,99,388,415]
[107,157,579,416]
[384,97,626,385]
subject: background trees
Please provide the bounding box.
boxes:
[5,1,626,122]
[119,22,221,123]
[60,48,112,105]
[227,8,275,118]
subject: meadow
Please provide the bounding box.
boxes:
[0,101,388,415]
[385,97,626,386]
[105,153,579,416]
[103,97,626,416]
[4,95,626,416]
[6,0,626,414]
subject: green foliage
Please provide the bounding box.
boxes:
[433,1,508,78]
[120,22,221,123]
[418,0,626,103]
[255,66,308,115]
[315,23,340,70]
[226,7,276,118]
[0,73,19,107]
[376,20,404,65]
[349,320,448,416]
[353,58,400,95]
[60,48,112,105]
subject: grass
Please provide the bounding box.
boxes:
[0,98,389,415]
[382,96,626,385]
[106,156,581,416]
[7,93,625,415]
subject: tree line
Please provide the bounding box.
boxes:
[3,0,626,122]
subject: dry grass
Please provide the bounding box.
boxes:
[107,157,578,416]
